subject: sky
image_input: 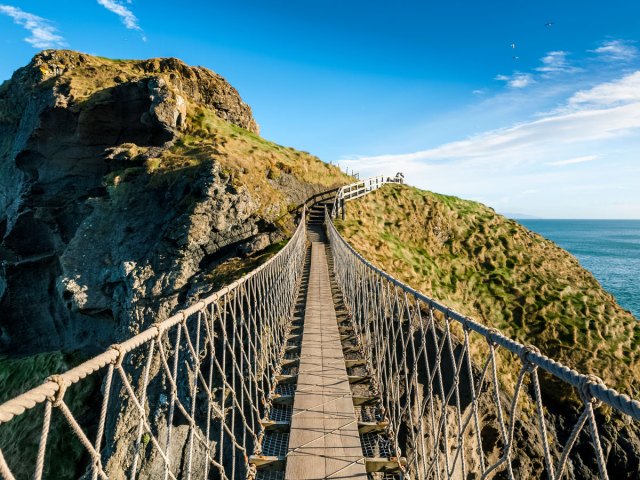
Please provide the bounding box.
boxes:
[1,1,639,218]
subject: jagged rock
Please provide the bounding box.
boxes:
[0,50,345,356]
[238,233,271,256]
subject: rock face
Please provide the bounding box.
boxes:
[0,50,344,357]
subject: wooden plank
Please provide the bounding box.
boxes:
[285,243,367,479]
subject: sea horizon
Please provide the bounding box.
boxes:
[518,219,640,320]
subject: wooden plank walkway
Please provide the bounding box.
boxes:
[285,242,367,479]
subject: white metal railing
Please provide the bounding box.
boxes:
[331,173,404,219]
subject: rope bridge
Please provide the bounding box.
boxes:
[0,176,638,479]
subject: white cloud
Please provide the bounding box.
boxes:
[0,4,65,48]
[591,40,638,61]
[547,155,598,167]
[495,72,535,88]
[340,71,640,218]
[96,0,144,36]
[495,51,579,92]
[536,51,580,74]
[345,102,640,168]
[567,71,640,109]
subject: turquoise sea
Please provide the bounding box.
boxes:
[518,220,640,320]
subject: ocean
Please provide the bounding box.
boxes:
[518,220,640,320]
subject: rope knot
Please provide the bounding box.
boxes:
[461,316,472,331]
[152,321,167,339]
[110,343,126,365]
[47,374,68,407]
[579,374,605,406]
[519,344,541,371]
[486,327,500,347]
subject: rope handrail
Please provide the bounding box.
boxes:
[324,179,640,479]
[326,216,640,420]
[0,214,303,425]
[0,206,310,479]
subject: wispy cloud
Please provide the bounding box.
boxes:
[547,155,598,167]
[346,101,640,167]
[0,4,65,48]
[567,71,640,109]
[495,72,535,88]
[495,51,578,89]
[536,51,580,75]
[96,0,145,38]
[340,71,640,218]
[591,39,638,61]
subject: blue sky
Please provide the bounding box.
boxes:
[1,1,639,218]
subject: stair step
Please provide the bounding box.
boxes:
[358,421,389,434]
[249,455,285,470]
[272,394,294,405]
[261,420,291,432]
[345,359,366,368]
[352,395,378,406]
[276,374,297,384]
[364,457,406,473]
[281,358,298,368]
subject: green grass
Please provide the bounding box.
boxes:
[336,184,640,402]
[0,351,99,479]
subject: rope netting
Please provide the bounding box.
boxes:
[0,210,307,480]
[326,201,640,480]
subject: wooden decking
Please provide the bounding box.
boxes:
[285,242,367,479]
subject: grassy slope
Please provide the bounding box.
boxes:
[167,107,347,219]
[335,184,640,399]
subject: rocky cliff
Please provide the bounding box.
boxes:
[0,50,347,357]
[336,183,640,478]
[0,50,348,477]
